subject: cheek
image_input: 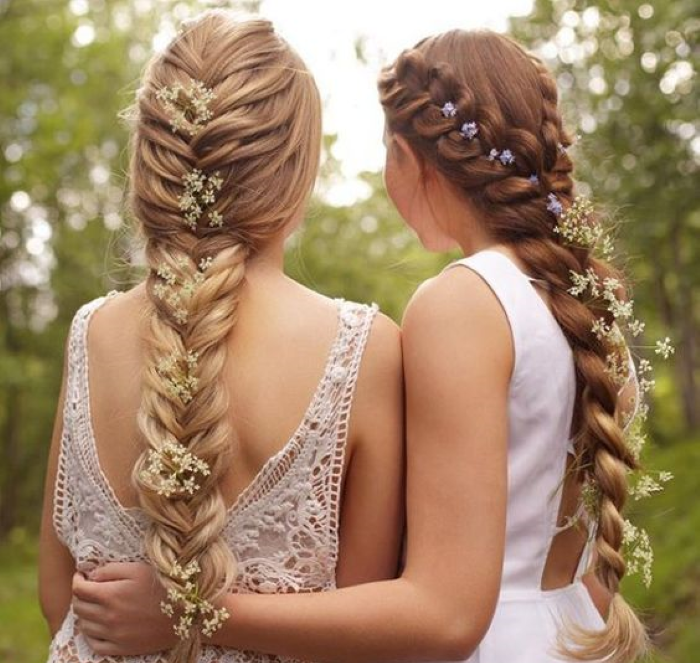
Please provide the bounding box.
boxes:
[383,150,458,253]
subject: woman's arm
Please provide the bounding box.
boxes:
[38,334,77,637]
[207,267,511,662]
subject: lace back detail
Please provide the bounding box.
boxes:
[49,291,380,663]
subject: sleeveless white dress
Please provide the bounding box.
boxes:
[47,289,379,663]
[442,249,607,663]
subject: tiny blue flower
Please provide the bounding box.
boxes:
[499,149,515,165]
[529,173,539,185]
[547,192,563,217]
[441,101,458,118]
[488,148,500,161]
[459,121,478,140]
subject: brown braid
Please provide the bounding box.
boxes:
[379,29,648,662]
[122,10,321,662]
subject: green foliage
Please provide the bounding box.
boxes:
[622,437,700,662]
[511,0,699,436]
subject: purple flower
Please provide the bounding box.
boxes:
[488,148,499,161]
[529,173,539,185]
[499,149,515,165]
[441,101,458,118]
[459,121,478,140]
[547,193,563,217]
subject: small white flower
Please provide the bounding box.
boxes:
[654,337,674,359]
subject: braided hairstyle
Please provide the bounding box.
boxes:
[123,11,321,662]
[378,30,647,662]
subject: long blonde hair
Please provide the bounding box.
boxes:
[378,30,648,662]
[123,11,321,661]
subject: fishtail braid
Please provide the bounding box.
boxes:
[123,10,321,662]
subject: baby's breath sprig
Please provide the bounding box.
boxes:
[178,168,225,231]
[557,193,675,589]
[622,519,654,588]
[159,559,231,640]
[156,349,200,404]
[139,439,211,498]
[155,78,216,136]
[553,195,606,251]
[153,254,214,325]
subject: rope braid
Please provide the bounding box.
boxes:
[123,11,321,662]
[379,30,648,662]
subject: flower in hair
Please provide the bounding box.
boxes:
[178,168,225,231]
[553,195,603,247]
[459,121,479,140]
[156,349,200,404]
[153,255,213,325]
[546,193,563,217]
[488,148,499,161]
[155,78,216,136]
[499,149,515,166]
[528,173,539,185]
[441,101,458,118]
[557,141,567,155]
[159,559,230,639]
[140,439,211,498]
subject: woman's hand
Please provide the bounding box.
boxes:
[72,562,177,657]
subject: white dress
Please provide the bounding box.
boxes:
[47,290,379,663]
[442,249,607,663]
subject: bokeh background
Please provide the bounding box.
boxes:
[0,0,697,661]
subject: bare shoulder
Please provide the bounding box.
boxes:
[402,265,508,339]
[401,265,514,381]
[87,283,147,355]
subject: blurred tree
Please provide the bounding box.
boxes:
[511,0,699,434]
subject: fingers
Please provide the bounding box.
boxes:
[81,630,122,657]
[89,561,146,582]
[72,571,107,603]
[75,614,112,641]
[72,595,105,622]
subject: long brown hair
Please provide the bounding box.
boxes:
[378,29,647,662]
[123,10,321,662]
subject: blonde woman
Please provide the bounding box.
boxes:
[38,11,405,663]
[73,27,657,663]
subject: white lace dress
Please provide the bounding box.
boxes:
[47,289,379,663]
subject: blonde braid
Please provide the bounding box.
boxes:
[123,10,321,661]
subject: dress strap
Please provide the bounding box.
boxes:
[53,290,123,547]
[326,299,379,557]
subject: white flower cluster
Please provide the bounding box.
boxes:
[156,349,200,404]
[155,78,216,136]
[178,168,225,231]
[553,195,605,249]
[140,439,211,498]
[622,519,654,588]
[154,255,214,325]
[159,559,231,640]
[559,194,675,588]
